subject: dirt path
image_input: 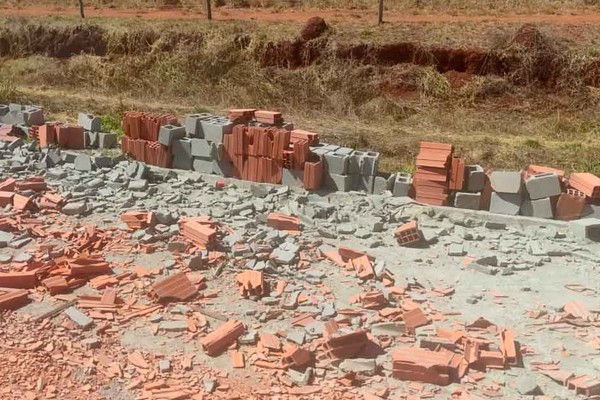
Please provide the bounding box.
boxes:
[5,5,600,25]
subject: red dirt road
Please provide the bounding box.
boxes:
[5,5,600,25]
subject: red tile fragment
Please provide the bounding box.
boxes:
[394,221,422,245]
[0,288,29,310]
[0,271,38,289]
[267,212,301,231]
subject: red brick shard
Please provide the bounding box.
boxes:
[267,212,301,231]
[68,257,112,277]
[0,271,38,289]
[179,219,217,248]
[200,319,245,356]
[120,211,156,230]
[0,191,14,207]
[236,270,266,298]
[0,288,29,310]
[449,157,466,191]
[323,329,369,359]
[42,276,70,295]
[403,307,431,334]
[150,272,198,303]
[394,221,422,245]
[392,347,461,386]
[282,344,313,368]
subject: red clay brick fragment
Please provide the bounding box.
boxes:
[0,288,29,310]
[267,212,301,231]
[150,272,198,303]
[394,221,422,246]
[200,319,245,356]
[0,271,38,289]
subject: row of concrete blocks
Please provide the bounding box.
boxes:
[0,104,45,127]
[77,113,118,149]
[455,191,557,218]
[184,113,294,141]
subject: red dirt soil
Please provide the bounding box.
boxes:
[5,5,600,25]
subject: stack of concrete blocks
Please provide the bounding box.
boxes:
[454,165,485,210]
[77,113,118,149]
[489,171,524,215]
[522,172,562,218]
[320,147,384,194]
[182,114,234,177]
[0,104,45,131]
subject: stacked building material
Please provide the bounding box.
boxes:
[121,111,178,168]
[392,347,463,386]
[179,218,218,248]
[413,142,453,206]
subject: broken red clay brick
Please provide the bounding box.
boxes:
[403,307,431,334]
[282,344,313,368]
[267,212,301,231]
[394,221,422,246]
[323,322,369,359]
[392,347,463,386]
[120,211,156,230]
[0,191,14,207]
[150,272,198,303]
[0,270,38,289]
[179,217,217,248]
[68,256,112,277]
[42,276,70,295]
[236,270,267,298]
[569,172,600,198]
[0,177,17,192]
[0,288,29,310]
[12,193,33,211]
[200,319,245,356]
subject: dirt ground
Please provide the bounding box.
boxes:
[5,5,600,24]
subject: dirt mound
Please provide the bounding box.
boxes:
[299,17,328,41]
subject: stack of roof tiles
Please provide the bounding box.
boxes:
[38,123,85,150]
[121,111,177,168]
[413,142,454,206]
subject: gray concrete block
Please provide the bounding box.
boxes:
[466,165,485,192]
[64,306,94,329]
[22,107,44,126]
[348,150,364,175]
[0,104,8,117]
[158,125,186,147]
[455,192,481,210]
[323,152,349,175]
[489,192,522,215]
[570,218,600,241]
[98,132,118,149]
[393,172,412,197]
[61,151,78,164]
[490,171,522,194]
[361,151,379,176]
[335,147,354,156]
[193,158,213,174]
[78,112,101,132]
[184,113,212,137]
[521,198,554,219]
[525,172,562,200]
[372,175,394,194]
[94,156,112,168]
[172,138,192,170]
[282,168,304,188]
[85,131,99,148]
[212,142,225,161]
[74,154,93,171]
[310,147,332,161]
[190,138,212,159]
[200,117,233,143]
[325,173,353,192]
[212,160,234,177]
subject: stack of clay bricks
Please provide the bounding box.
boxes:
[121,111,178,168]
[413,142,454,206]
[38,123,85,150]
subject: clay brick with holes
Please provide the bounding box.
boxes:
[569,172,600,198]
[394,221,422,245]
[236,270,267,298]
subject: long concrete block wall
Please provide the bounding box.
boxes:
[2,103,600,223]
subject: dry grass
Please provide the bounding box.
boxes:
[2,16,600,174]
[1,0,596,14]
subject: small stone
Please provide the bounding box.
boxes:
[158,359,172,373]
